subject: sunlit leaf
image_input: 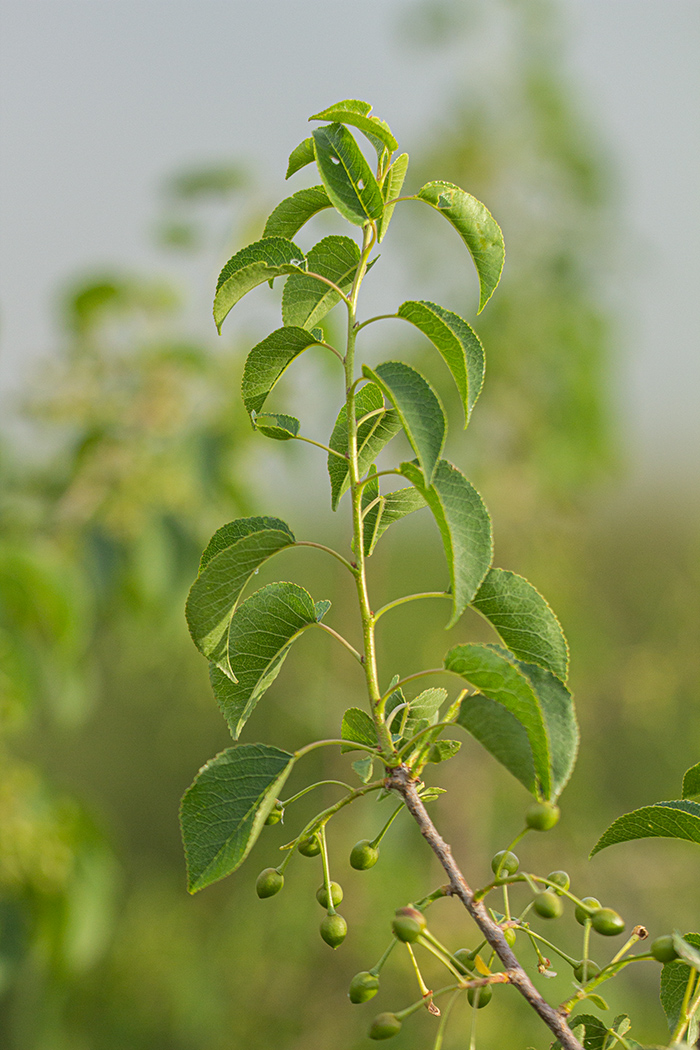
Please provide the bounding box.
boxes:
[470,568,569,681]
[286,137,316,179]
[378,153,409,243]
[263,186,332,240]
[310,98,398,154]
[180,743,296,892]
[327,383,401,510]
[198,516,294,573]
[427,739,461,764]
[241,326,323,416]
[253,413,300,441]
[362,482,427,557]
[282,235,358,329]
[312,124,384,226]
[397,300,485,425]
[213,238,306,332]
[363,362,445,483]
[399,459,492,626]
[682,762,700,799]
[341,707,377,753]
[590,800,700,857]
[414,181,505,312]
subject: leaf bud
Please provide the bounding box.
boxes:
[368,1012,402,1039]
[350,839,379,870]
[320,912,347,948]
[392,906,426,943]
[255,867,284,898]
[348,970,379,1004]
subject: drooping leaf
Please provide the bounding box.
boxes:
[446,643,551,799]
[341,707,378,753]
[286,137,315,179]
[209,582,328,739]
[199,516,294,573]
[253,413,300,441]
[362,483,427,557]
[399,459,493,626]
[310,99,398,154]
[353,756,375,783]
[457,693,536,794]
[515,658,578,800]
[327,383,402,510]
[377,153,409,243]
[396,300,485,426]
[213,238,306,333]
[470,568,569,682]
[414,181,505,312]
[263,186,332,240]
[186,519,295,669]
[682,762,700,799]
[660,934,700,1040]
[282,235,359,329]
[427,739,461,764]
[241,326,323,416]
[312,124,384,226]
[590,800,700,857]
[180,743,295,892]
[363,362,446,483]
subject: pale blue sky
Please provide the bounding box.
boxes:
[1,0,698,478]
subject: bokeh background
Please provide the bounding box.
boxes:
[1,1,698,1048]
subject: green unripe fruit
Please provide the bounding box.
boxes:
[368,1012,402,1040]
[392,906,427,943]
[348,971,379,1004]
[491,850,519,878]
[503,927,517,948]
[547,870,570,893]
[591,908,625,937]
[350,839,379,870]
[573,960,601,983]
[264,800,284,825]
[575,897,601,925]
[255,867,284,898]
[526,801,561,831]
[316,881,344,909]
[297,833,321,857]
[651,935,679,963]
[320,912,347,948]
[467,984,492,1008]
[533,891,563,919]
[453,948,476,974]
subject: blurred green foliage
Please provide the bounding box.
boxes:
[1,1,698,1047]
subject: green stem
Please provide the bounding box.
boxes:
[293,739,379,760]
[397,719,459,759]
[294,540,357,574]
[518,927,578,968]
[370,938,398,976]
[316,622,363,663]
[279,779,384,853]
[304,270,352,307]
[370,803,404,849]
[373,591,450,623]
[293,434,348,460]
[319,825,335,915]
[418,934,468,982]
[354,312,399,331]
[433,989,461,1050]
[671,967,699,1043]
[406,942,431,997]
[281,780,355,806]
[355,468,402,492]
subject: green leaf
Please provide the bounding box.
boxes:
[457,693,536,794]
[446,643,551,799]
[210,581,328,739]
[590,800,700,857]
[399,459,493,626]
[352,756,374,783]
[253,413,300,441]
[396,300,485,425]
[363,362,446,484]
[186,519,295,670]
[213,238,306,333]
[682,762,700,799]
[312,124,384,226]
[263,186,332,240]
[327,383,402,510]
[310,99,398,154]
[341,707,377,753]
[180,742,295,892]
[470,568,569,682]
[673,931,700,971]
[362,483,427,557]
[516,658,578,799]
[660,934,700,1040]
[554,1013,621,1050]
[427,739,461,764]
[404,687,447,738]
[285,137,315,179]
[377,153,408,243]
[414,181,505,312]
[241,326,323,416]
[282,235,358,329]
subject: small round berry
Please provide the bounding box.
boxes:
[316,881,344,909]
[467,984,493,1008]
[526,801,561,831]
[350,839,379,870]
[533,891,563,919]
[591,908,625,937]
[264,800,284,825]
[348,971,379,1004]
[503,927,517,948]
[651,935,679,963]
[297,833,321,857]
[453,948,476,974]
[573,960,601,983]
[547,870,570,894]
[491,850,519,878]
[392,906,427,943]
[320,912,347,948]
[575,897,601,925]
[255,867,284,898]
[368,1012,402,1040]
